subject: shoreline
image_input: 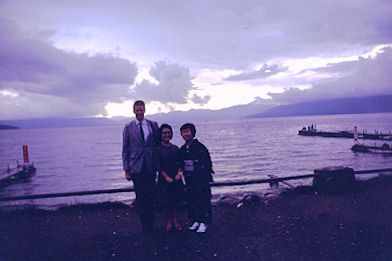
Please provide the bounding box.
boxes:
[1,176,392,260]
[0,185,286,212]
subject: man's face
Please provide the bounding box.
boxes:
[134,105,145,121]
[181,128,193,142]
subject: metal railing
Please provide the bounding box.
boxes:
[0,167,391,202]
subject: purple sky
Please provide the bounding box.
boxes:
[0,0,391,119]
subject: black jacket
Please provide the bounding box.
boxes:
[178,139,214,186]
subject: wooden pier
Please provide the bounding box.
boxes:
[299,126,392,140]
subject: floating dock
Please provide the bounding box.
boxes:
[0,145,36,187]
[0,163,36,186]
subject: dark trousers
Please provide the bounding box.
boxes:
[132,163,156,231]
[187,187,212,224]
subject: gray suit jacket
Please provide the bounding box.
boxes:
[122,119,159,174]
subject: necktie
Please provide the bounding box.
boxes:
[139,121,145,143]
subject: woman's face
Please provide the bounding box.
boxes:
[181,128,193,142]
[161,127,172,142]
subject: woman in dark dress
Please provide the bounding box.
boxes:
[155,123,184,231]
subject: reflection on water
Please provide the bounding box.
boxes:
[1,113,392,208]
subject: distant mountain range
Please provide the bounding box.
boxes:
[0,98,274,129]
[0,123,18,130]
[1,95,391,129]
[148,98,275,123]
[0,117,118,129]
[249,95,392,118]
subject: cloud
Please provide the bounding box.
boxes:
[190,94,210,105]
[0,91,105,119]
[225,64,287,81]
[3,0,391,69]
[269,46,392,103]
[129,0,392,68]
[0,1,391,118]
[0,18,138,119]
[133,61,207,104]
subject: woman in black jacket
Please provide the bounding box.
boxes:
[178,123,214,233]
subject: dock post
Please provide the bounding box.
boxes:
[23,145,29,164]
[21,145,36,175]
[354,126,358,144]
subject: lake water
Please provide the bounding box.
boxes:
[1,113,392,209]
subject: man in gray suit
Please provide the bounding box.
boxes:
[122,100,159,232]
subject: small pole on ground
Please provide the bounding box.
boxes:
[268,175,279,188]
[268,174,295,188]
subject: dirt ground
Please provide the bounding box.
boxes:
[1,176,392,261]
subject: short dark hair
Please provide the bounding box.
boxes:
[180,123,196,137]
[133,100,145,111]
[159,123,173,140]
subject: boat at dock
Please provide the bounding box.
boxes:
[351,143,392,155]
